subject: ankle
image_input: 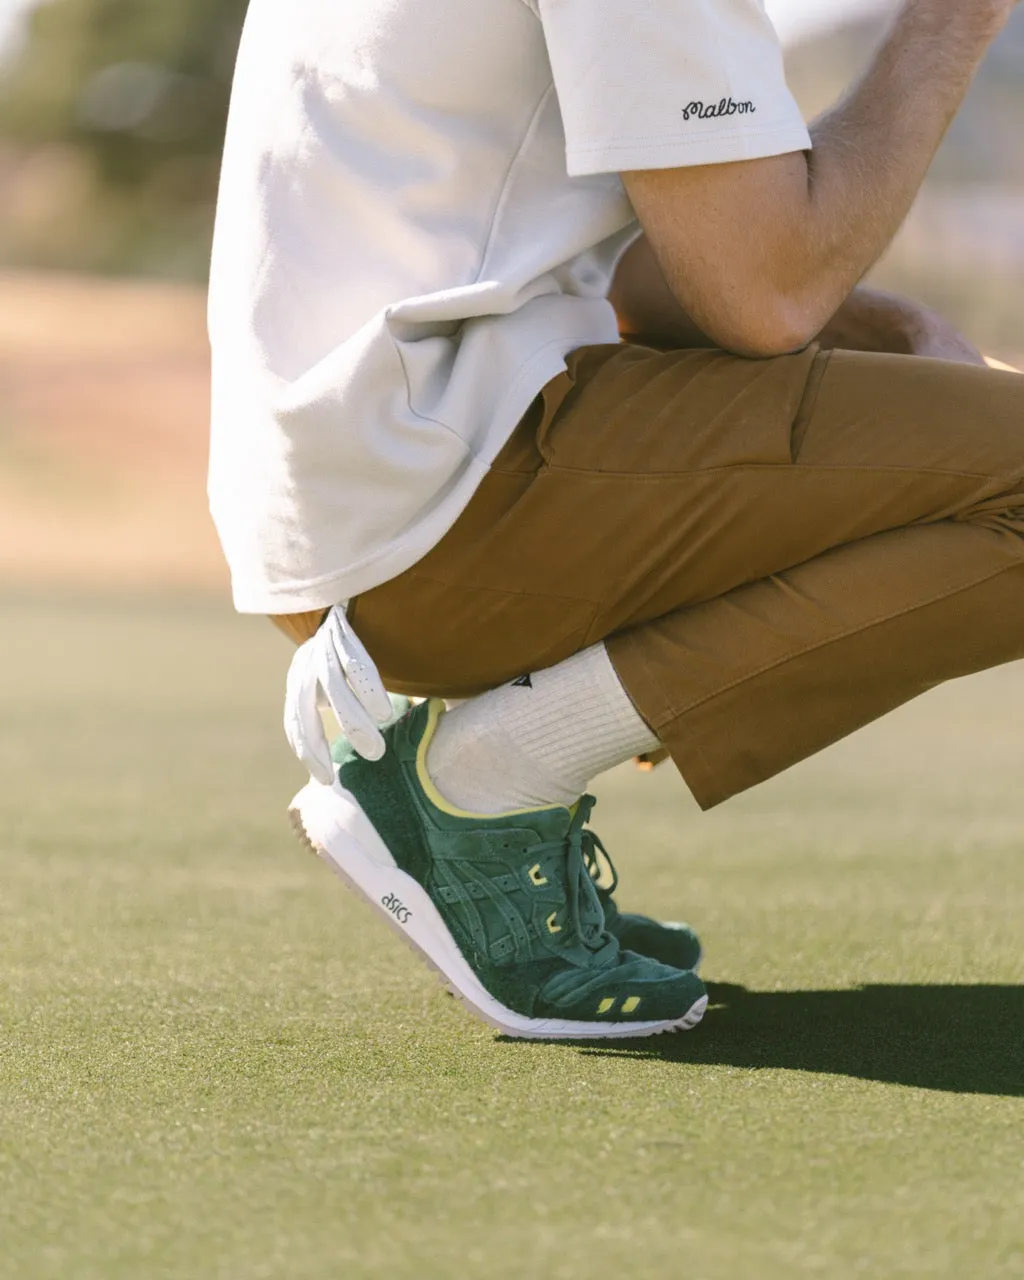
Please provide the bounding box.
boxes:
[426,702,581,813]
[424,645,659,816]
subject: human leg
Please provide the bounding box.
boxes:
[292,698,708,1037]
[291,343,1024,1032]
[597,349,1024,805]
[426,643,658,812]
[350,344,1024,809]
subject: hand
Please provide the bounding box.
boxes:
[284,606,393,785]
[816,286,987,366]
[902,302,988,366]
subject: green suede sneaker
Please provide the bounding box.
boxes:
[293,699,707,1040]
[583,838,703,972]
[602,903,703,972]
[331,696,704,973]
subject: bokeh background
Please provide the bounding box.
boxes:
[0,0,1021,595]
[3,8,1023,1277]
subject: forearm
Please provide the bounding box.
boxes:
[610,244,985,366]
[622,0,1013,356]
[792,0,1008,317]
[611,238,921,353]
[609,236,714,348]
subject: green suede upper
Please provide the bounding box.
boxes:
[332,696,703,972]
[601,902,702,972]
[584,839,702,971]
[336,701,705,1023]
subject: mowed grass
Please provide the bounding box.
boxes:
[2,592,1023,1280]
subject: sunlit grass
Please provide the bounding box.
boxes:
[2,591,1022,1279]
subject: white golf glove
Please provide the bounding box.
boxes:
[284,606,393,785]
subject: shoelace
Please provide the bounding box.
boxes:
[531,795,615,953]
[582,826,619,903]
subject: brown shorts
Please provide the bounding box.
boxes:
[275,342,1024,809]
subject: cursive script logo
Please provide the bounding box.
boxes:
[682,98,756,122]
[381,892,412,925]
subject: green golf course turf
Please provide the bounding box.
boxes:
[2,591,1022,1278]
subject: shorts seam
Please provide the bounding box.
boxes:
[607,626,676,727]
[541,461,1011,483]
[790,348,833,461]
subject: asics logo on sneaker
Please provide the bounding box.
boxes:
[381,892,412,924]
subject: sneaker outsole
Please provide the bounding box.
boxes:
[289,778,708,1041]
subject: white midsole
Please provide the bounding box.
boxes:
[289,778,707,1040]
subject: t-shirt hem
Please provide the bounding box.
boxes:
[567,122,812,177]
[228,452,490,614]
[228,325,616,614]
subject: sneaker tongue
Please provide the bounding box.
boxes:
[509,804,576,843]
[502,798,596,852]
[489,798,611,954]
[548,798,609,952]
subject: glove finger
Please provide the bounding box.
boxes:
[329,610,393,724]
[283,640,316,759]
[285,644,335,784]
[284,640,335,785]
[317,637,387,762]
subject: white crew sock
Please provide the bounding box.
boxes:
[425,643,660,814]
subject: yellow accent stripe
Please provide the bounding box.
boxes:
[597,998,615,1015]
[414,699,568,820]
[622,996,641,1014]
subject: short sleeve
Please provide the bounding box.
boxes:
[537,0,812,177]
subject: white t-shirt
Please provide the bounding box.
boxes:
[208,0,811,613]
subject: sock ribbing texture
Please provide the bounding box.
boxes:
[425,643,660,814]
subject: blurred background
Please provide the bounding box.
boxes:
[0,0,1021,594]
[5,10,1024,1271]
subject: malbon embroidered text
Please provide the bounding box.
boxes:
[682,99,756,122]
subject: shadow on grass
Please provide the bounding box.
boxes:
[549,984,1024,1096]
